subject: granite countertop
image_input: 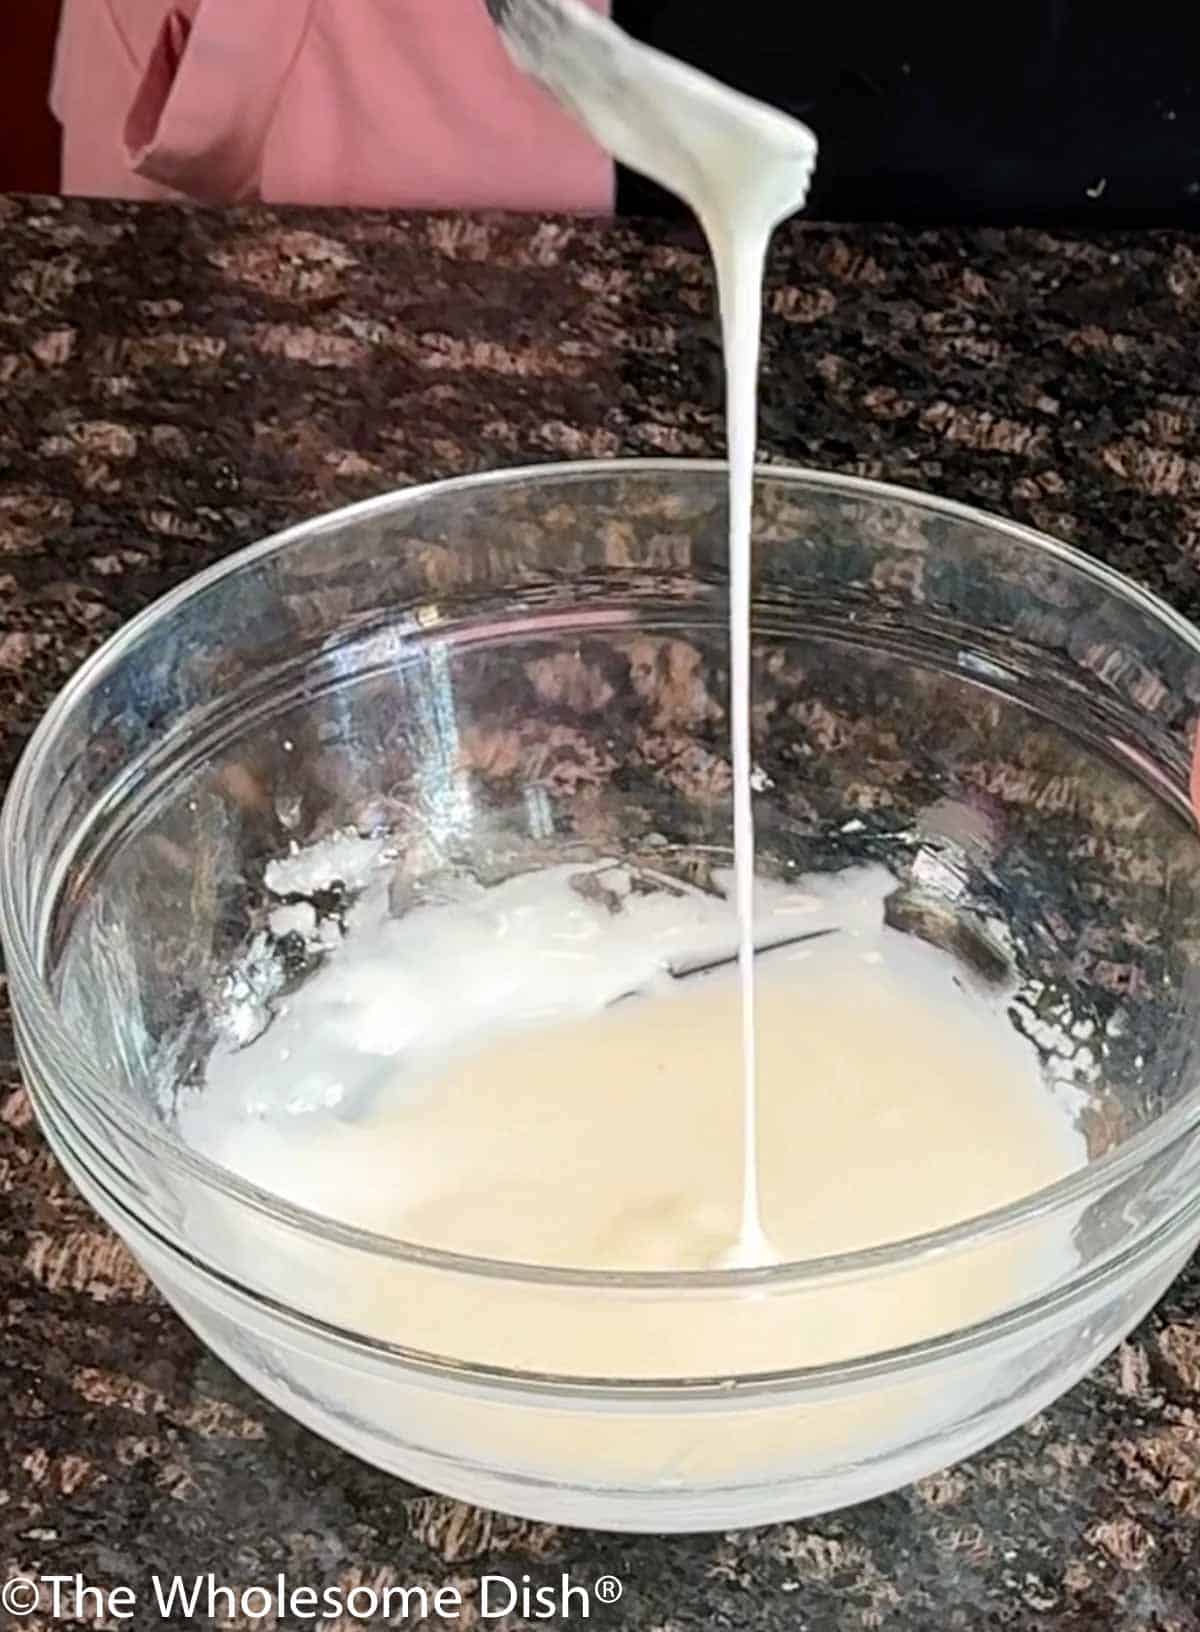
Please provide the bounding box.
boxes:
[3,194,1200,1628]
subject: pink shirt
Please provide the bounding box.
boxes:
[51,0,614,212]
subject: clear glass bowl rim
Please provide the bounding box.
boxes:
[5,457,1200,1298]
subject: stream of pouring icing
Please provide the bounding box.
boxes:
[492,1,818,1264]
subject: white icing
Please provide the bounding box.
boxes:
[185,858,1086,1275]
[494,0,818,1260]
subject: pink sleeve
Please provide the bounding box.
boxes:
[52,0,174,199]
[125,0,314,203]
[56,0,613,212]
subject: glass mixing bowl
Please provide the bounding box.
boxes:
[6,461,1200,1532]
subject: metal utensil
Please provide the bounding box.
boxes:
[669,928,838,982]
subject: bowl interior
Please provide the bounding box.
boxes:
[19,464,1200,1262]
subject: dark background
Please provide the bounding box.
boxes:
[0,0,61,193]
[615,2,1200,225]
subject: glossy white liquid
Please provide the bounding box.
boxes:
[175,851,1086,1500]
[189,859,1085,1287]
[492,1,818,1260]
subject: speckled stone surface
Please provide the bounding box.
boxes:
[3,194,1200,1628]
